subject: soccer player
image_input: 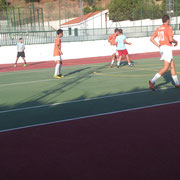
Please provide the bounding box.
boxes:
[53,29,64,79]
[149,15,180,90]
[14,38,27,67]
[115,29,133,68]
[108,28,119,68]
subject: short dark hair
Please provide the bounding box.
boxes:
[114,28,119,33]
[162,15,170,23]
[57,29,63,35]
[118,29,123,34]
[19,38,23,40]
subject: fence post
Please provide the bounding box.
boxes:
[18,7,22,28]
[30,7,33,27]
[12,7,16,29]
[32,0,35,26]
[5,0,11,33]
[175,0,178,30]
[41,8,44,27]
[59,0,61,27]
[140,0,143,31]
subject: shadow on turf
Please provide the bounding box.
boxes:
[155,71,175,88]
[13,63,110,105]
[0,63,180,126]
[0,85,180,133]
[65,67,90,76]
[118,60,135,67]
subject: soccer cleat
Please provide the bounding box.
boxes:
[53,75,61,79]
[149,80,155,91]
[59,74,64,78]
[110,64,113,68]
[175,84,180,88]
[128,63,133,67]
[117,65,120,68]
[14,64,17,67]
[24,64,27,67]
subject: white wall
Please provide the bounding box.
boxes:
[1,35,180,64]
[55,9,180,31]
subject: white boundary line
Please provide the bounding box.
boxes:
[0,86,174,114]
[0,99,180,133]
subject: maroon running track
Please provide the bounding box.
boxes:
[1,50,180,73]
[0,103,180,180]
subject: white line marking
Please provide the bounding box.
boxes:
[0,86,174,114]
[0,99,180,133]
[0,74,94,87]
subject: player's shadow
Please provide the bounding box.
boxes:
[120,60,135,67]
[19,63,109,104]
[65,67,90,76]
[155,71,175,88]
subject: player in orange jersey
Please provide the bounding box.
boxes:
[149,15,180,90]
[108,28,119,68]
[53,29,64,79]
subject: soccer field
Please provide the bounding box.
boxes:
[1,56,180,132]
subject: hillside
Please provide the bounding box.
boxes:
[8,0,111,21]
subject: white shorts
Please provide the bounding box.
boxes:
[110,45,117,55]
[160,45,173,63]
[54,56,62,61]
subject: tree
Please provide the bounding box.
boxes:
[108,0,139,22]
[0,0,7,9]
[108,0,166,22]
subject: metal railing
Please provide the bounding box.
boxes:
[0,24,180,46]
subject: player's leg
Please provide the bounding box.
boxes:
[54,60,61,79]
[14,57,19,67]
[158,60,170,76]
[110,53,116,68]
[22,57,27,67]
[149,60,170,90]
[59,56,64,78]
[21,52,27,66]
[117,55,122,68]
[170,59,180,87]
[126,54,133,67]
[14,52,20,67]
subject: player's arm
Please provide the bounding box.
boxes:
[169,36,178,46]
[150,35,160,48]
[168,27,178,46]
[56,45,63,55]
[123,39,132,45]
[108,35,112,43]
[22,46,25,52]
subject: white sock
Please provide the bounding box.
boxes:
[151,73,161,84]
[128,62,131,65]
[54,64,60,75]
[117,62,120,66]
[172,75,179,85]
[111,60,114,64]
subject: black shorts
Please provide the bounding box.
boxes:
[17,52,25,58]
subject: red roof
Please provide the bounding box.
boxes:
[62,11,101,26]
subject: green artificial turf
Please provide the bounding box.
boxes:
[0,57,180,131]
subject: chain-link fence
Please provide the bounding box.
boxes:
[1,0,180,46]
[1,25,180,46]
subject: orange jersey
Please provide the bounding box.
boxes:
[153,24,173,46]
[53,37,62,56]
[108,33,117,45]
